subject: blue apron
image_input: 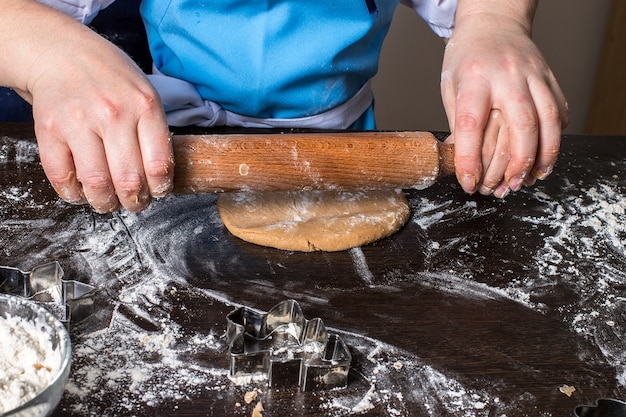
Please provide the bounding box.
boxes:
[140,0,399,129]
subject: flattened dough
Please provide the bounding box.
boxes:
[217,189,410,252]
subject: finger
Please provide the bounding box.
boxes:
[484,124,512,198]
[91,83,168,212]
[71,132,121,213]
[499,86,539,192]
[452,81,492,194]
[480,109,502,174]
[528,75,567,182]
[36,131,87,205]
[136,100,174,199]
[544,71,570,129]
[478,109,509,195]
[100,127,151,213]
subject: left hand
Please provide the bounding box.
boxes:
[441,2,569,198]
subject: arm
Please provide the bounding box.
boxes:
[441,0,568,198]
[0,0,173,213]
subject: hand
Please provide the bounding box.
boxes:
[2,1,173,213]
[441,1,569,197]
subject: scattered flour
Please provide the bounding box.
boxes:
[1,139,626,415]
[29,179,626,415]
[409,176,626,391]
[518,182,626,386]
[53,202,508,415]
[0,137,40,164]
[349,247,375,284]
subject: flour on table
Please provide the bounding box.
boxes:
[402,175,626,389]
[3,144,626,416]
[520,182,626,386]
[0,137,40,164]
[47,196,501,416]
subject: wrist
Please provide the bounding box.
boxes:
[454,0,537,36]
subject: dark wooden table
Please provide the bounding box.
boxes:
[1,123,624,416]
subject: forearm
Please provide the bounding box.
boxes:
[0,0,94,100]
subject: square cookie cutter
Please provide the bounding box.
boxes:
[0,261,95,329]
[226,299,352,391]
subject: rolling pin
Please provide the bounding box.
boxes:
[172,131,455,193]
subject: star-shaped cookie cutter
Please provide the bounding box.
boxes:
[226,299,352,391]
[0,261,95,329]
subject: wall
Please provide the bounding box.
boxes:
[372,1,612,134]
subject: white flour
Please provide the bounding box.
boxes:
[519,182,626,386]
[11,182,626,415]
[0,137,40,164]
[53,192,537,416]
[409,176,626,387]
[1,137,625,415]
[0,313,62,413]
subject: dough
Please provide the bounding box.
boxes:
[217,189,410,252]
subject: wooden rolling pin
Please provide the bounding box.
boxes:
[172,131,455,193]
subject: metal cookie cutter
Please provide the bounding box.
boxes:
[0,262,95,329]
[226,299,352,391]
[575,399,626,417]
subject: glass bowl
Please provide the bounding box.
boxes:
[0,294,72,417]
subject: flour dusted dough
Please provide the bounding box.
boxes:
[217,190,410,252]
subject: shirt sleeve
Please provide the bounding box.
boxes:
[400,0,457,38]
[37,0,115,24]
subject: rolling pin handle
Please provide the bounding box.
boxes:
[438,141,456,177]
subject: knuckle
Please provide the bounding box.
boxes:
[511,110,537,132]
[539,103,561,123]
[144,158,174,179]
[45,169,75,185]
[499,57,520,76]
[100,99,122,121]
[36,102,85,137]
[79,172,112,192]
[115,172,145,197]
[455,113,481,132]
[97,90,158,124]
[135,89,163,116]
[53,98,91,125]
[78,173,120,213]
[464,59,487,77]
[34,117,60,139]
[144,159,174,197]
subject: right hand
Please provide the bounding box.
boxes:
[440,0,568,198]
[7,2,173,213]
[445,109,514,198]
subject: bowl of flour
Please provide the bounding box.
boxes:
[0,294,71,417]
